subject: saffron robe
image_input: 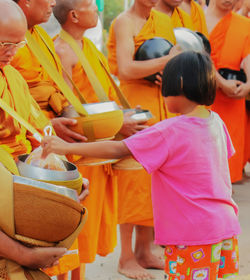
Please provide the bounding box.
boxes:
[209,12,250,182]
[11,26,68,118]
[0,65,48,157]
[107,9,176,225]
[189,0,209,36]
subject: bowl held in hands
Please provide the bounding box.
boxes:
[62,101,123,142]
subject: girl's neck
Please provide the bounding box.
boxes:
[183,105,210,118]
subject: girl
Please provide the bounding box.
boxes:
[42,51,241,279]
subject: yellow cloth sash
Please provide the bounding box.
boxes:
[171,7,195,29]
[190,0,209,37]
[59,30,131,109]
[25,27,88,117]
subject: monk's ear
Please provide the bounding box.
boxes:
[69,10,79,23]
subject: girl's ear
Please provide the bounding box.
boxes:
[70,10,78,23]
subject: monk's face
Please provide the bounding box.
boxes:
[161,0,183,9]
[73,0,98,29]
[0,18,27,68]
[215,0,237,11]
[26,0,56,26]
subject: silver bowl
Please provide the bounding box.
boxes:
[13,175,78,201]
[174,28,204,52]
[62,101,120,118]
[17,154,79,182]
[123,109,153,122]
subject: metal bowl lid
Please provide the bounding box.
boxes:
[13,175,78,201]
[174,28,205,52]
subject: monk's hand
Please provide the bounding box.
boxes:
[41,136,69,158]
[22,247,67,269]
[155,71,163,87]
[51,117,87,143]
[119,110,148,137]
[234,82,250,98]
[220,79,243,98]
[78,177,90,201]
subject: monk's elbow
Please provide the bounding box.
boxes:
[118,68,134,80]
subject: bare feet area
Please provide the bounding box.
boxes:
[135,250,165,270]
[150,244,165,261]
[118,257,155,280]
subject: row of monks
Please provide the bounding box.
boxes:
[0,0,249,279]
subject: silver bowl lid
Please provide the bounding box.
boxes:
[17,154,79,182]
[13,175,78,201]
[123,109,153,122]
[174,28,205,52]
[62,101,120,118]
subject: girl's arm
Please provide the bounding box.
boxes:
[42,136,132,159]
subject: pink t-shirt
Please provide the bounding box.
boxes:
[124,111,241,245]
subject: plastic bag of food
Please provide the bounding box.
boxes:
[25,146,67,171]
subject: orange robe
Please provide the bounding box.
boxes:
[11,26,68,118]
[72,38,118,263]
[0,65,48,157]
[171,7,195,29]
[48,37,118,267]
[107,9,176,225]
[189,0,209,36]
[209,12,250,182]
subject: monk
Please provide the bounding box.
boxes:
[11,0,86,144]
[107,0,178,278]
[206,0,250,182]
[10,0,89,279]
[180,0,209,36]
[51,1,149,279]
[155,0,194,29]
[0,0,66,272]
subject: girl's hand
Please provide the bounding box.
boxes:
[41,136,69,158]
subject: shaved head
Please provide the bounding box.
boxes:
[0,0,27,68]
[0,0,27,28]
[53,0,83,25]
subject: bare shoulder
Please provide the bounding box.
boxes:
[114,10,135,35]
[54,37,78,67]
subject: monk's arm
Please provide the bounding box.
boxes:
[0,230,66,269]
[114,16,173,80]
[42,136,131,159]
